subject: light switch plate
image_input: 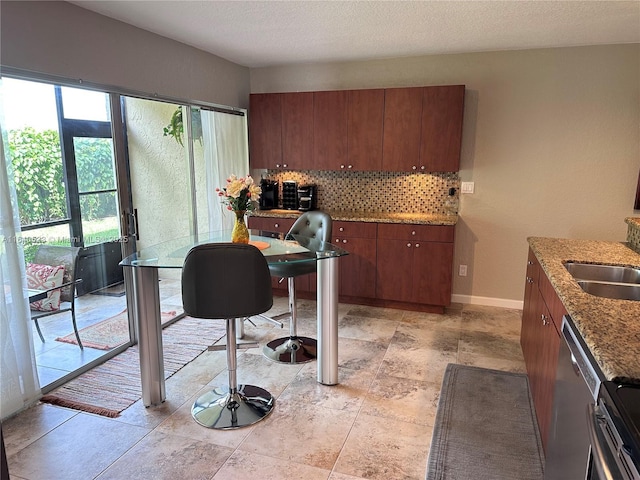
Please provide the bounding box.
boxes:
[461,182,475,194]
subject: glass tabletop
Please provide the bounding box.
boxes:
[120,229,349,269]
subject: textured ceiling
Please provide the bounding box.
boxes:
[71,1,640,68]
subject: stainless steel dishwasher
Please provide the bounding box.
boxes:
[544,315,604,480]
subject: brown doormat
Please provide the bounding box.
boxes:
[41,316,227,417]
[55,309,180,350]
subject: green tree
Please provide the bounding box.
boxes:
[75,137,117,220]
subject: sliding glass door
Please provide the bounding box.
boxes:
[1,73,249,394]
[1,78,130,390]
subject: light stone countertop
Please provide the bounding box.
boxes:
[528,237,640,384]
[251,209,458,226]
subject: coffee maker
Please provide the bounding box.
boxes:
[297,184,317,211]
[259,178,278,210]
[281,181,298,210]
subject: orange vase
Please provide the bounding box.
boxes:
[231,210,249,244]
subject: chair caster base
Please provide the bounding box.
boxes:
[263,336,317,364]
[191,385,274,429]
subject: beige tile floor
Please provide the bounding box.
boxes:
[3,299,526,480]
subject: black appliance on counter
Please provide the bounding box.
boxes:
[282,181,298,210]
[588,382,640,479]
[259,178,278,210]
[297,184,317,211]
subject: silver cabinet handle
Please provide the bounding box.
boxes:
[415,243,420,248]
[527,260,534,265]
[342,239,347,244]
[420,166,425,170]
[340,165,345,169]
[526,277,533,283]
[348,165,353,169]
[407,243,412,248]
[541,314,549,326]
[283,164,288,168]
[411,231,416,235]
[339,227,344,232]
[412,166,417,170]
[274,223,279,228]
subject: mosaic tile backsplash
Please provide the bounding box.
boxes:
[257,170,460,215]
[626,218,640,252]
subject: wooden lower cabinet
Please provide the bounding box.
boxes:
[333,221,377,299]
[248,217,456,311]
[521,247,565,452]
[376,224,454,310]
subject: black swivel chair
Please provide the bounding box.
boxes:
[263,211,332,364]
[182,243,275,429]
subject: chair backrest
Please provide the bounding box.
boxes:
[33,245,81,303]
[288,211,332,243]
[181,243,273,320]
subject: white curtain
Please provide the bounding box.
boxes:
[0,113,41,420]
[201,110,249,232]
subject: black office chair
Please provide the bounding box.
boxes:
[262,211,332,364]
[182,243,275,429]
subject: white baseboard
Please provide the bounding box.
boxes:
[451,294,524,310]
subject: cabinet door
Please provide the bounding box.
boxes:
[412,242,453,306]
[347,89,384,171]
[376,238,414,302]
[281,92,313,170]
[382,87,423,172]
[521,249,540,363]
[337,236,377,299]
[536,313,560,451]
[313,90,347,171]
[420,85,465,172]
[249,94,282,169]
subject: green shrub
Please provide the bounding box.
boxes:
[8,127,117,225]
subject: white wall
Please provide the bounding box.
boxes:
[0,1,250,109]
[250,45,640,307]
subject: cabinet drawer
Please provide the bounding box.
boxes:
[248,216,296,234]
[377,223,454,242]
[333,221,377,239]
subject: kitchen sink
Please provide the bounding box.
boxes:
[564,262,640,300]
[576,281,640,301]
[564,262,640,284]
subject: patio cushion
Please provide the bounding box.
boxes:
[27,263,65,311]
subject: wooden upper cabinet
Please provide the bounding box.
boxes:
[420,85,465,172]
[382,87,423,172]
[347,89,384,171]
[249,85,464,172]
[313,90,347,171]
[249,93,282,170]
[281,92,313,170]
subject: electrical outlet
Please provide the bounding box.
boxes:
[459,264,468,276]
[461,182,475,194]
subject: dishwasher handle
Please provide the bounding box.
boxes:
[587,403,624,480]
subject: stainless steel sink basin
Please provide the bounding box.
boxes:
[577,280,640,301]
[564,262,640,284]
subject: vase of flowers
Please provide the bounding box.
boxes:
[216,175,261,243]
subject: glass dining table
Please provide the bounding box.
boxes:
[120,229,349,407]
